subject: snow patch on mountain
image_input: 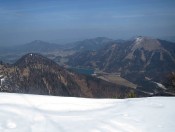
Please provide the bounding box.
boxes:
[0,75,5,86]
[132,37,161,51]
[135,36,143,45]
[153,81,167,90]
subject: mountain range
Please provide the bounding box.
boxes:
[0,37,113,63]
[0,36,175,97]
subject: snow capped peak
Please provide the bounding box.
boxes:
[30,53,33,56]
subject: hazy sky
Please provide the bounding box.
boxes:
[0,0,175,46]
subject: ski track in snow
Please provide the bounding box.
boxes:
[0,93,175,132]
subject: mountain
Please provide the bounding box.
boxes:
[52,37,116,66]
[70,37,114,51]
[2,40,63,54]
[17,40,64,52]
[67,37,175,95]
[2,37,114,54]
[0,53,146,98]
[0,38,114,64]
[0,40,67,64]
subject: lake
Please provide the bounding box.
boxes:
[69,67,94,75]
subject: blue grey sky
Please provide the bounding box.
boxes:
[0,0,175,45]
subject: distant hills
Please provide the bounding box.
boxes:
[0,40,62,54]
[0,37,113,63]
[71,37,114,51]
[0,37,113,55]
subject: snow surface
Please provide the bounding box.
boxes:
[0,93,175,132]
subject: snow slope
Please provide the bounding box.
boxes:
[0,93,175,132]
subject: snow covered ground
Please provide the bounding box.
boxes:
[0,93,175,132]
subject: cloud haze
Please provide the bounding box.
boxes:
[0,0,175,45]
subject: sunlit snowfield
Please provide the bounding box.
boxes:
[0,93,174,132]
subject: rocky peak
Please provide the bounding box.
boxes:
[14,53,59,69]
